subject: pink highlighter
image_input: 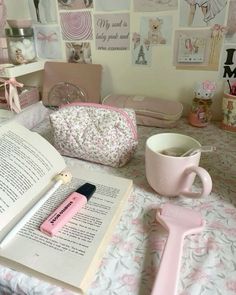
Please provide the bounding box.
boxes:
[40,183,96,236]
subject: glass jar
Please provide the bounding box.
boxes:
[5,28,36,65]
[188,97,213,127]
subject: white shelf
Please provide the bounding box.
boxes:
[0,60,45,78]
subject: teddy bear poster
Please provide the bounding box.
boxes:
[140,16,173,46]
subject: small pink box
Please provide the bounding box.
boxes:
[0,86,40,111]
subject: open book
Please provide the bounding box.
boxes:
[0,121,133,294]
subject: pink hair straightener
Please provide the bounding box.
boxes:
[151,203,205,295]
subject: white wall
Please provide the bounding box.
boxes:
[5,0,226,119]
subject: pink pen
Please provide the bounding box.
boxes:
[40,183,96,236]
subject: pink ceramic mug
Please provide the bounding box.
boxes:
[145,133,212,198]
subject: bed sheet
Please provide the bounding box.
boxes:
[0,118,235,295]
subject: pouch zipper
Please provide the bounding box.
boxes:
[60,102,138,140]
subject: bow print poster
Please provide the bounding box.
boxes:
[94,13,130,50]
[133,0,177,12]
[34,26,63,59]
[94,0,130,11]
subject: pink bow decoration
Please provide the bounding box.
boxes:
[202,80,216,93]
[37,32,58,42]
[0,77,24,113]
[211,24,227,38]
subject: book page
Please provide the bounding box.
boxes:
[0,122,66,231]
[0,164,133,294]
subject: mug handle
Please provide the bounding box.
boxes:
[180,166,212,198]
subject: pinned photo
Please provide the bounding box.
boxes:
[132,33,151,66]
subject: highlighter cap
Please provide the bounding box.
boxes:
[76,183,96,201]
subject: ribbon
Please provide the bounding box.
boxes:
[0,77,24,113]
[37,32,58,42]
[202,80,216,93]
[211,24,227,39]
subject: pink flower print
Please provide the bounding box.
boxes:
[132,218,141,225]
[215,259,225,270]
[209,221,225,230]
[3,272,13,281]
[224,208,236,215]
[90,280,100,289]
[111,234,122,245]
[206,237,219,251]
[121,241,134,252]
[120,274,139,292]
[99,257,108,268]
[134,255,142,264]
[194,246,205,254]
[189,268,209,281]
[128,195,135,203]
[226,280,236,292]
[199,203,213,210]
[226,228,236,236]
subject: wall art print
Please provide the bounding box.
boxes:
[132,32,151,66]
[0,0,6,37]
[66,42,92,63]
[28,0,58,24]
[219,45,236,80]
[225,0,236,43]
[60,11,93,41]
[179,0,227,27]
[177,34,207,63]
[57,0,93,10]
[140,16,173,46]
[174,26,226,71]
[94,13,130,50]
[34,26,63,59]
[94,0,130,11]
[133,0,178,11]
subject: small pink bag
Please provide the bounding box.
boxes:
[102,94,183,127]
[49,103,138,167]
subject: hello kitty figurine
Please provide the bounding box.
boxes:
[188,80,217,127]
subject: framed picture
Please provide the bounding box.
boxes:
[173,27,225,71]
[177,35,207,63]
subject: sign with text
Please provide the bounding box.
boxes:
[219,45,236,80]
[94,13,130,50]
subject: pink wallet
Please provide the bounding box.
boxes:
[102,94,183,128]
